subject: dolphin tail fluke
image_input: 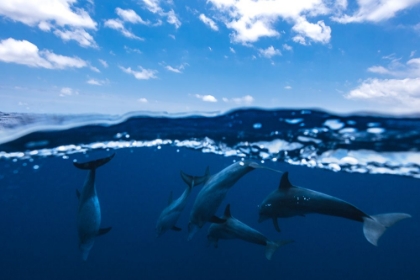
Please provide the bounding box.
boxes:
[363,213,411,246]
[265,240,294,260]
[180,166,210,188]
[73,153,115,170]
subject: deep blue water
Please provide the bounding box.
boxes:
[0,109,419,279]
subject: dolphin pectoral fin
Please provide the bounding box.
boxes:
[97,227,112,236]
[76,189,81,200]
[171,226,182,231]
[272,218,281,232]
[223,204,232,218]
[363,213,411,246]
[73,153,115,170]
[265,240,294,260]
[210,216,226,224]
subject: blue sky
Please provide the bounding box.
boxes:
[0,0,420,115]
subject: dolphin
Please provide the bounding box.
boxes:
[208,204,294,260]
[184,160,278,240]
[258,172,411,246]
[74,154,114,260]
[156,167,209,237]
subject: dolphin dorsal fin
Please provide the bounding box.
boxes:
[279,172,293,190]
[168,191,173,205]
[223,204,232,218]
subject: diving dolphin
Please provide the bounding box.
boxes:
[184,160,278,240]
[258,172,411,246]
[74,154,114,260]
[208,204,294,260]
[156,168,209,237]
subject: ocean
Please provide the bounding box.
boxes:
[0,108,419,280]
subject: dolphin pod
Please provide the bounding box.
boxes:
[208,204,294,260]
[182,161,270,240]
[74,154,114,260]
[69,154,411,261]
[258,172,411,246]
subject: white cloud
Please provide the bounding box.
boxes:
[0,0,96,28]
[259,46,281,58]
[285,86,292,90]
[104,7,150,40]
[195,94,218,102]
[141,0,181,28]
[0,38,87,69]
[346,56,420,111]
[138,98,148,103]
[343,54,420,111]
[124,46,142,54]
[98,59,108,68]
[199,14,218,31]
[168,34,176,39]
[367,65,391,74]
[166,65,181,73]
[345,78,420,108]
[90,65,100,73]
[291,17,331,45]
[60,87,78,97]
[142,0,163,14]
[116,8,148,24]
[120,66,157,80]
[230,47,236,53]
[87,78,108,86]
[164,63,187,73]
[283,44,293,51]
[104,19,144,40]
[207,0,330,45]
[44,51,86,69]
[332,0,420,23]
[53,28,97,48]
[222,95,254,105]
[367,57,420,78]
[207,0,419,45]
[0,0,97,47]
[166,9,181,28]
[292,35,306,45]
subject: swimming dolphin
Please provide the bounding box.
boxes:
[258,172,411,246]
[156,167,209,237]
[74,154,114,260]
[208,204,294,260]
[184,160,278,240]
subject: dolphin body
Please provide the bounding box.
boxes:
[156,168,209,237]
[208,204,294,260]
[74,154,114,260]
[184,161,268,240]
[258,172,411,246]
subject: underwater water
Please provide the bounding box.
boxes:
[0,108,419,280]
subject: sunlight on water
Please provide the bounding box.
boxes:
[1,109,419,178]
